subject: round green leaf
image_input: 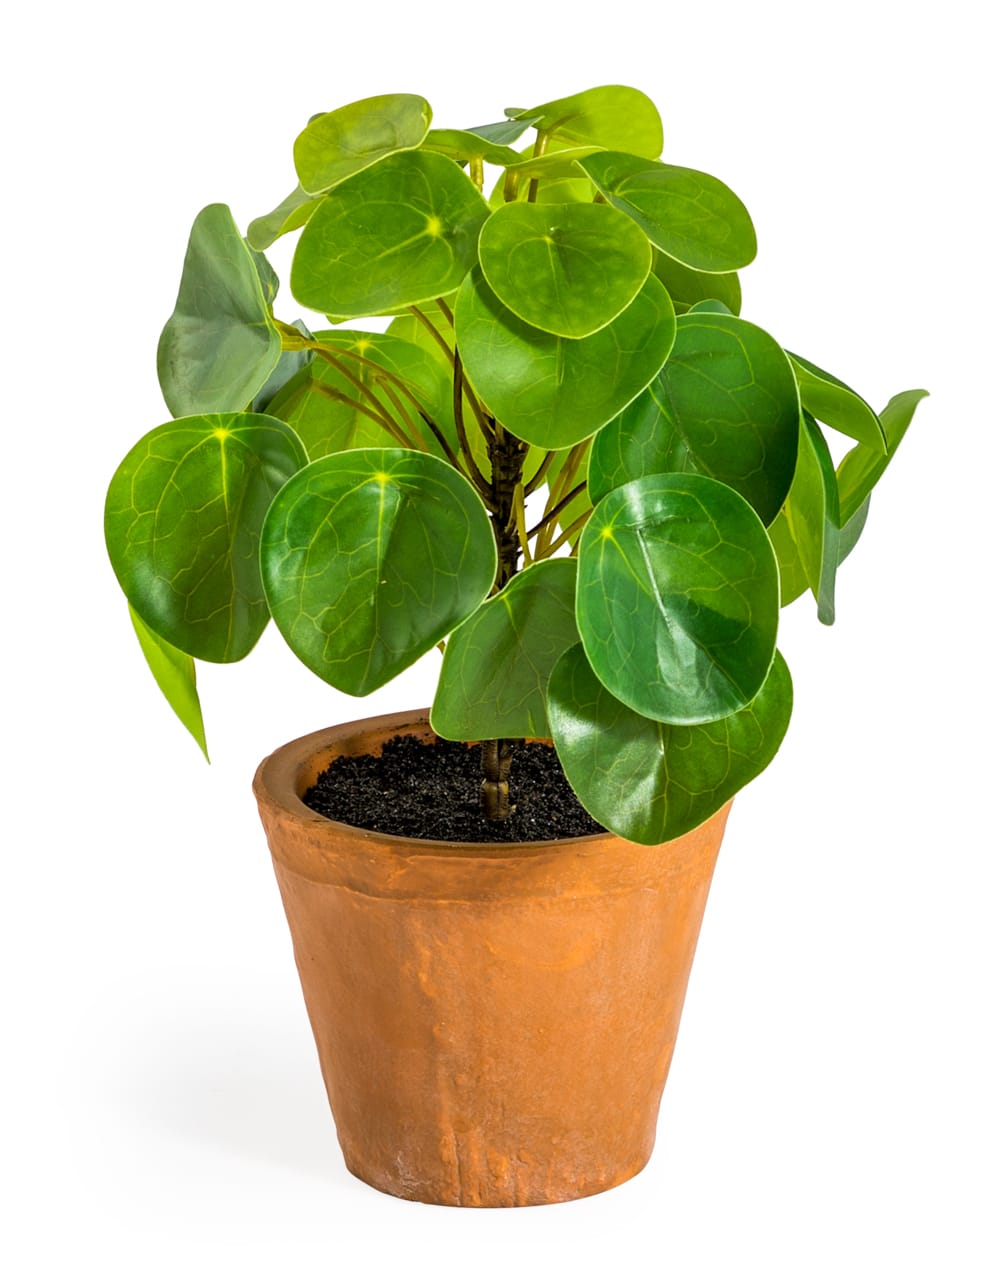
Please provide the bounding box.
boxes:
[652,252,742,315]
[293,93,432,195]
[454,268,676,449]
[431,559,579,741]
[290,150,489,318]
[507,86,663,158]
[787,352,887,452]
[105,414,308,663]
[588,312,800,524]
[478,201,652,338]
[157,204,281,417]
[580,151,757,273]
[260,449,496,695]
[577,473,779,724]
[548,644,792,844]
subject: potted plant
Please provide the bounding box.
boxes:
[104,85,926,1207]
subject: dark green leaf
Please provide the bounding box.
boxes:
[246,185,322,250]
[576,473,779,724]
[507,86,663,158]
[260,449,496,695]
[128,603,209,759]
[549,644,792,843]
[587,313,800,525]
[477,201,651,338]
[454,268,676,449]
[291,150,489,318]
[580,151,756,273]
[787,352,886,452]
[652,252,742,315]
[105,414,307,662]
[837,389,929,524]
[157,204,281,417]
[294,93,432,194]
[431,559,579,740]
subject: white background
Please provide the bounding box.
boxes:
[5,2,997,1275]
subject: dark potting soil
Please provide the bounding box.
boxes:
[303,734,606,843]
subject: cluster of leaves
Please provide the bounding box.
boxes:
[105,87,926,844]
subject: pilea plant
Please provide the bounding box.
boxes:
[105,85,926,844]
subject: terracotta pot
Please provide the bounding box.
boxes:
[253,709,731,1207]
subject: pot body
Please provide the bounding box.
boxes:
[253,710,730,1207]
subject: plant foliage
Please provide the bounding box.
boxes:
[106,86,926,843]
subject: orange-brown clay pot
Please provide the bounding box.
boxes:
[253,709,731,1208]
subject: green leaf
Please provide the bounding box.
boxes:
[246,185,322,250]
[588,313,800,525]
[291,150,489,318]
[252,321,314,413]
[688,299,733,316]
[421,128,520,167]
[501,147,601,179]
[105,414,307,662]
[454,268,676,449]
[293,93,432,195]
[431,559,579,740]
[548,644,792,844]
[157,204,281,417]
[488,164,595,209]
[787,352,886,452]
[652,252,741,315]
[465,116,542,146]
[580,151,757,273]
[128,603,209,760]
[766,413,841,623]
[507,86,663,158]
[576,473,779,724]
[477,201,652,339]
[837,389,929,524]
[260,449,496,695]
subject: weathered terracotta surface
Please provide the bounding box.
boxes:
[253,710,730,1207]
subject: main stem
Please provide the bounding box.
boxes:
[480,421,528,822]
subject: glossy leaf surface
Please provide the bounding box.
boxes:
[157,204,281,417]
[652,252,741,315]
[766,413,841,622]
[105,414,307,662]
[128,604,209,759]
[837,389,929,523]
[507,86,663,157]
[454,269,676,449]
[260,449,495,695]
[431,559,579,740]
[291,151,489,318]
[549,644,792,843]
[787,352,886,452]
[478,201,652,338]
[294,93,432,194]
[577,473,779,724]
[580,151,756,272]
[247,185,322,250]
[588,313,800,524]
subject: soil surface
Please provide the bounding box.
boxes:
[303,734,606,843]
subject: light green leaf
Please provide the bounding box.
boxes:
[502,147,601,179]
[246,185,323,250]
[260,449,496,695]
[488,164,595,209]
[507,86,663,158]
[454,268,676,449]
[652,252,742,315]
[787,352,886,452]
[128,604,209,759]
[549,644,792,844]
[157,204,281,417]
[837,389,929,524]
[588,313,800,525]
[421,128,520,167]
[766,413,841,623]
[577,473,779,724]
[464,115,542,146]
[580,151,757,273]
[291,150,489,318]
[105,414,307,662]
[477,201,651,338]
[431,559,579,740]
[294,93,432,194]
